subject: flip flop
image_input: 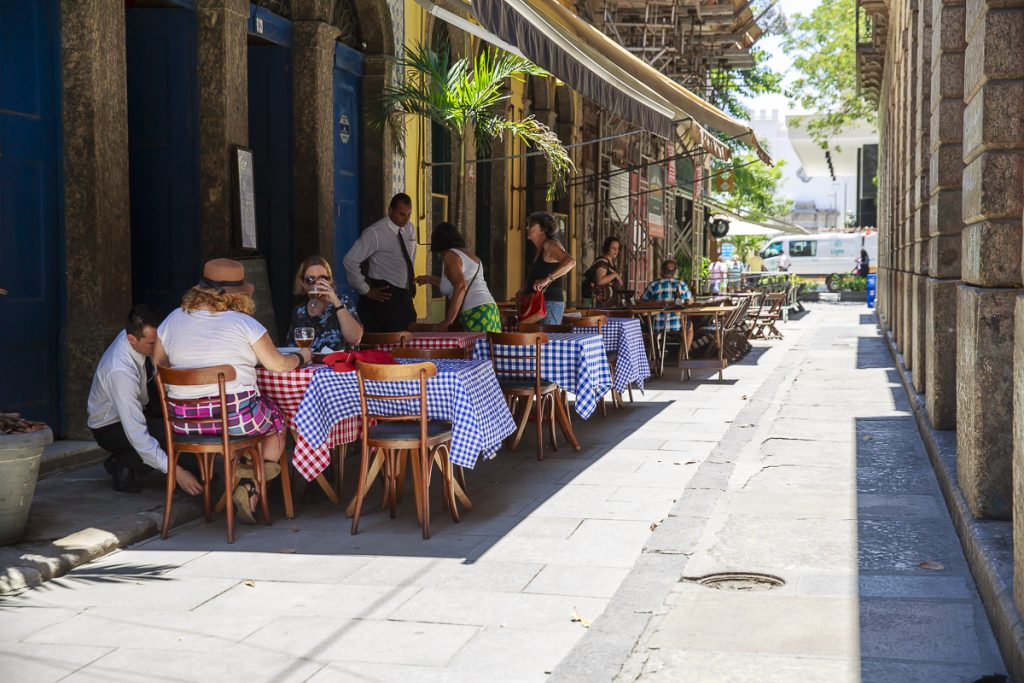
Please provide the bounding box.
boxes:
[232,480,258,525]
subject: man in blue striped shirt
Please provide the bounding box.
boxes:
[641,259,694,352]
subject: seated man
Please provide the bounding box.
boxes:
[641,259,694,352]
[87,305,202,496]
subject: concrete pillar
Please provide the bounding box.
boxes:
[292,20,341,264]
[957,1,1024,519]
[1013,295,1024,612]
[60,0,131,438]
[910,0,932,394]
[925,0,967,428]
[196,0,250,259]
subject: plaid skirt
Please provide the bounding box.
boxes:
[170,390,285,437]
[459,302,502,333]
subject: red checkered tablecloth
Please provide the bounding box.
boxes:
[375,331,485,351]
[256,365,360,481]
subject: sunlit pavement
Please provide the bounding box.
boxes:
[0,304,1005,682]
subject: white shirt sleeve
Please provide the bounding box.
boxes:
[108,368,168,472]
[238,313,268,345]
[342,227,380,295]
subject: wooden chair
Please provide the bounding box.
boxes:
[359,331,411,349]
[587,309,633,318]
[391,346,470,360]
[749,292,786,340]
[486,331,578,459]
[351,361,457,539]
[154,365,292,544]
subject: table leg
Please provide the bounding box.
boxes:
[716,313,725,381]
[553,392,582,451]
[315,474,340,504]
[680,315,691,381]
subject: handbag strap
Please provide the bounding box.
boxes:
[456,250,481,313]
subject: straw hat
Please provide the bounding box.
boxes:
[194,258,254,295]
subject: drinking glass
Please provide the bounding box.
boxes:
[294,327,315,349]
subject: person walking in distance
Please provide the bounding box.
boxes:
[342,193,419,332]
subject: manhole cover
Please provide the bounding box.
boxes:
[686,572,785,591]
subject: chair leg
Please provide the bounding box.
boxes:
[224,453,235,544]
[161,451,178,539]
[508,394,534,451]
[200,453,213,523]
[350,444,371,535]
[553,393,582,451]
[420,444,432,539]
[252,453,271,526]
[279,450,294,520]
[535,391,544,461]
[548,394,558,451]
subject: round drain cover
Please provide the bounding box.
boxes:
[690,572,785,591]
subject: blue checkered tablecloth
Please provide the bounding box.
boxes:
[571,318,650,393]
[292,359,516,474]
[472,333,613,419]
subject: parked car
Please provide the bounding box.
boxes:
[760,232,878,277]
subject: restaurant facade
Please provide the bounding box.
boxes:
[0,0,766,439]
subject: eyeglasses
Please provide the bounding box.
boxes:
[303,275,331,286]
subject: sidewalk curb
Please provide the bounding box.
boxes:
[0,495,205,595]
[881,320,1024,682]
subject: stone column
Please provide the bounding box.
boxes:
[292,20,341,264]
[196,0,249,259]
[60,0,131,438]
[910,0,932,395]
[925,0,966,428]
[957,0,1024,520]
[361,53,400,227]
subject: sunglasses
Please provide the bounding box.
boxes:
[303,275,331,286]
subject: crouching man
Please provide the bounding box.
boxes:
[87,305,203,495]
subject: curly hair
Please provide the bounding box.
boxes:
[180,288,254,315]
[527,211,557,239]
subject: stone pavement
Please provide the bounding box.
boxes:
[0,304,1006,682]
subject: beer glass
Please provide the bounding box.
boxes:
[294,327,315,349]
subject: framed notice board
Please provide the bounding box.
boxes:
[235,146,257,250]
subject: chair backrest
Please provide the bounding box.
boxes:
[520,322,572,333]
[355,361,437,437]
[486,332,548,392]
[360,331,411,349]
[587,308,633,318]
[154,364,237,450]
[572,314,607,333]
[765,292,786,314]
[408,322,464,333]
[723,299,751,330]
[391,346,469,359]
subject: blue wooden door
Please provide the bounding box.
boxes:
[126,7,200,316]
[0,0,63,428]
[248,43,294,337]
[333,44,364,300]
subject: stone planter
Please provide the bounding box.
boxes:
[0,427,52,545]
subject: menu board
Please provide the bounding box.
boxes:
[236,147,257,250]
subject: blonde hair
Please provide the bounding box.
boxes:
[293,255,334,295]
[180,288,254,315]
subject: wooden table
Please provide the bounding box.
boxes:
[660,305,738,381]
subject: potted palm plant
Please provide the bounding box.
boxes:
[0,413,52,545]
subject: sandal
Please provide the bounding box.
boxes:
[232,479,259,525]
[234,461,281,483]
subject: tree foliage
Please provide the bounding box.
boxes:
[781,0,877,149]
[722,235,768,262]
[373,43,574,202]
[708,48,785,122]
[712,153,793,221]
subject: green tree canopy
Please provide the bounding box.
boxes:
[782,0,877,149]
[713,153,793,221]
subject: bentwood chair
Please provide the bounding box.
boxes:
[391,346,470,360]
[155,365,291,544]
[351,361,458,539]
[487,332,578,459]
[359,331,411,349]
[519,322,572,333]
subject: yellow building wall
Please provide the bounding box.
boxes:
[404,0,430,319]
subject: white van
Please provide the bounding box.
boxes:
[760,232,878,276]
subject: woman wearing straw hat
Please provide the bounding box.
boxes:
[153,258,311,524]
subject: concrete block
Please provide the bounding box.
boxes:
[964,8,1024,99]
[930,98,965,146]
[962,151,1024,222]
[928,142,964,190]
[932,51,966,99]
[961,220,1024,287]
[928,234,963,278]
[929,189,965,236]
[963,80,1024,163]
[926,279,961,428]
[911,274,928,393]
[937,3,968,52]
[956,284,1017,519]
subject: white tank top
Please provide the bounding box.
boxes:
[439,249,495,312]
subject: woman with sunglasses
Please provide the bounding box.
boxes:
[286,256,363,352]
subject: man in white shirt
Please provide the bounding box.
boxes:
[342,193,418,332]
[87,306,202,495]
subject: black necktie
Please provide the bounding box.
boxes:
[396,227,416,296]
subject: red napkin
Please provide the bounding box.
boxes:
[323,349,398,373]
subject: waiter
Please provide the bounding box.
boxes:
[343,193,418,332]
